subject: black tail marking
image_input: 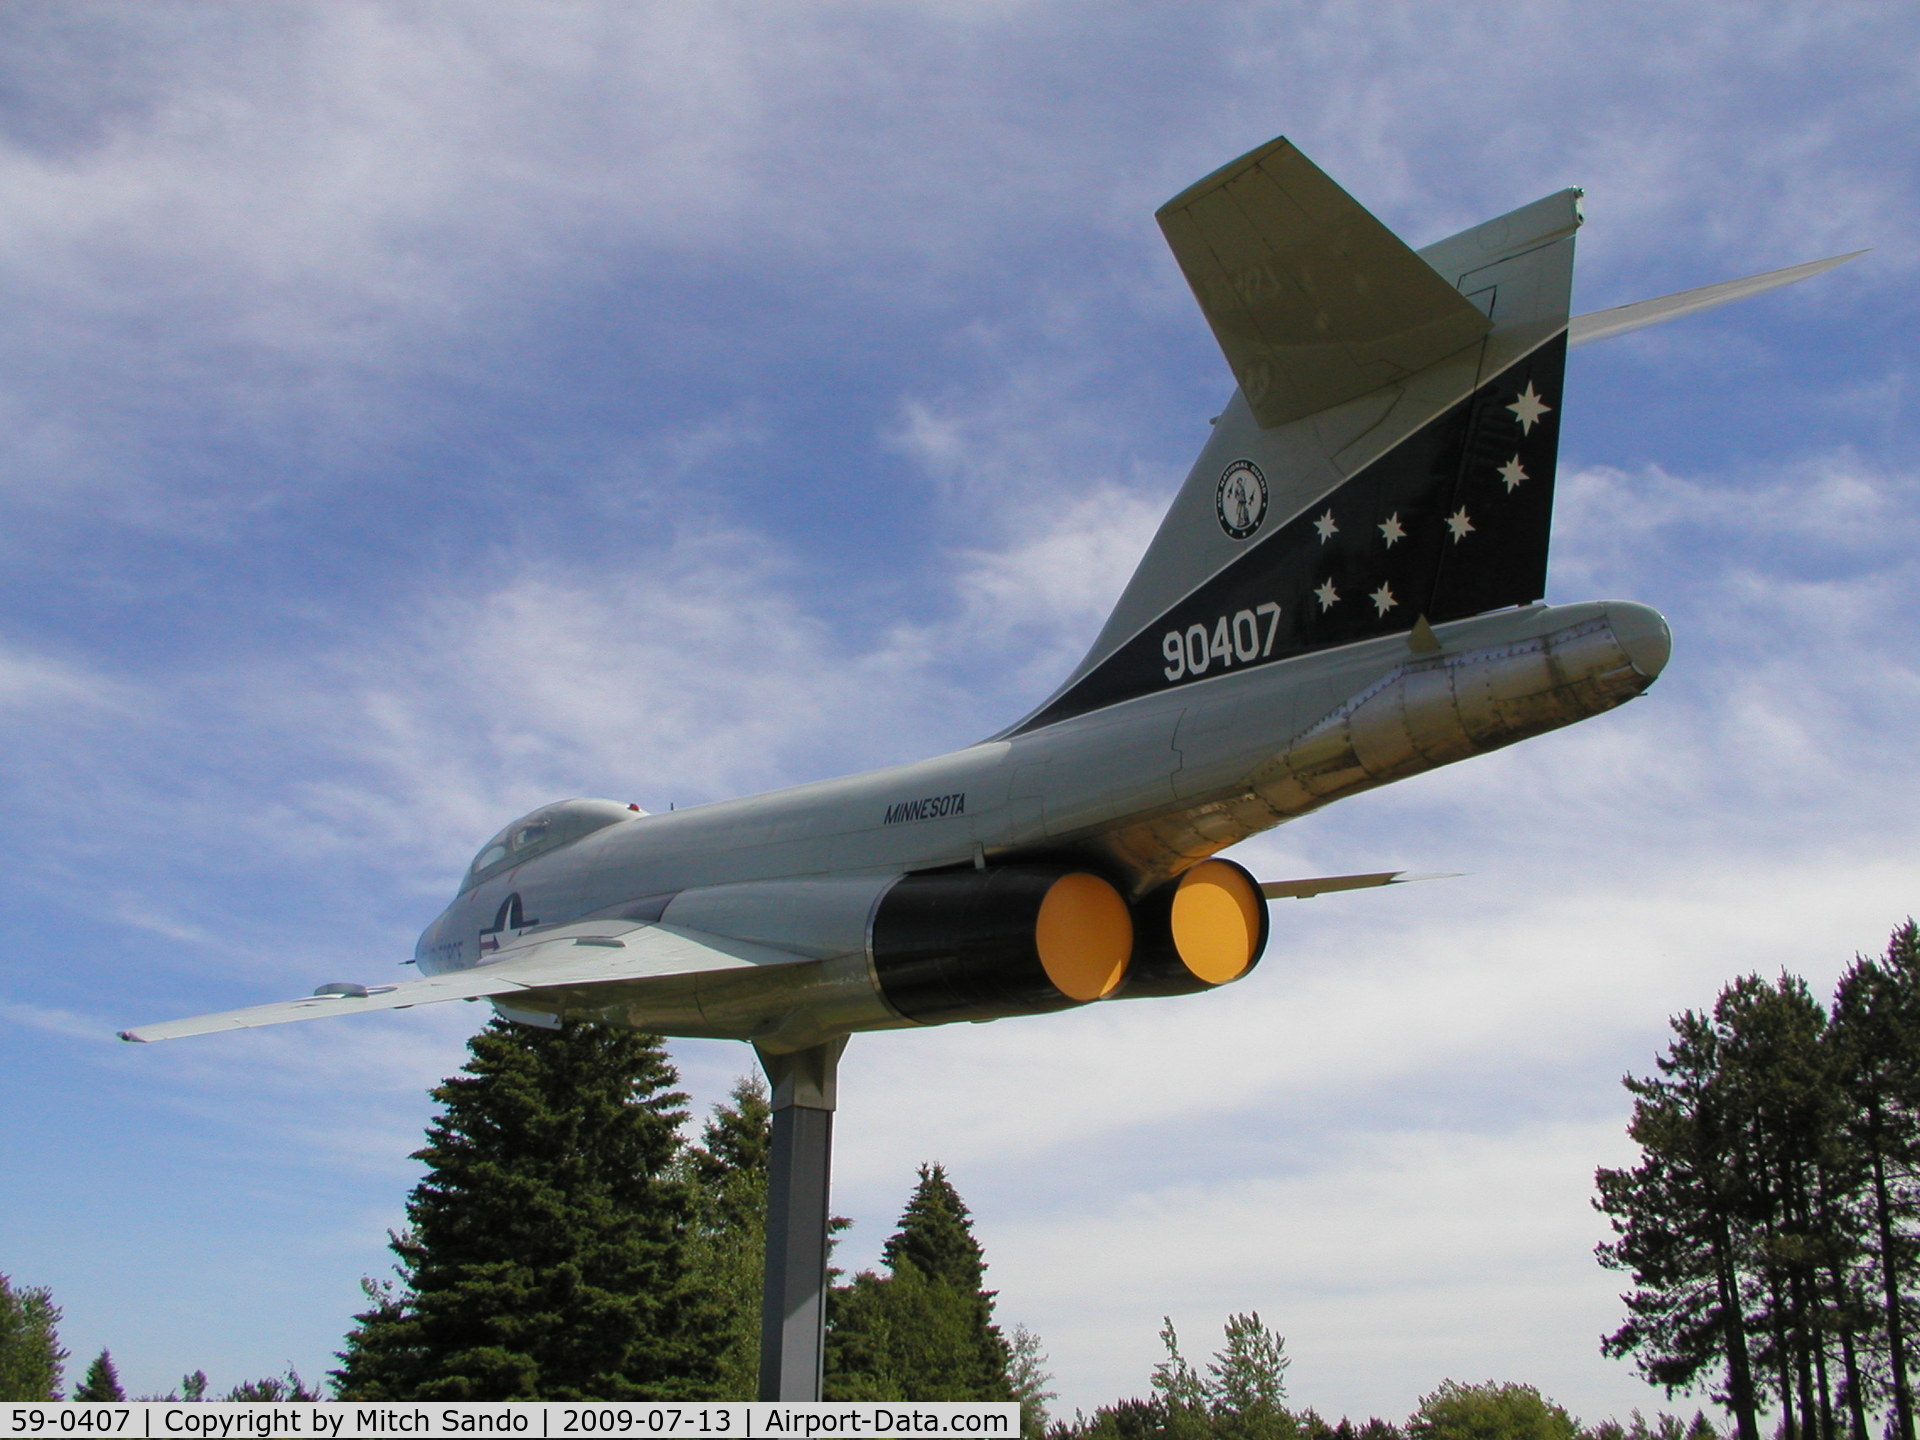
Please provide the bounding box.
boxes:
[1011,333,1567,734]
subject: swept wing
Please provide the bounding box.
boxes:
[120,922,808,1042]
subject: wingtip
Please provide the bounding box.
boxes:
[117,1029,148,1043]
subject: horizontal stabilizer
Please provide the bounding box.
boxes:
[1157,136,1491,428]
[1569,251,1865,348]
[1259,870,1459,900]
[119,922,808,1042]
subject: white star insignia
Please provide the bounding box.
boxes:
[1378,513,1405,547]
[1313,579,1338,611]
[1507,382,1551,435]
[1370,582,1396,617]
[1497,456,1528,492]
[1445,507,1475,542]
[1313,509,1338,543]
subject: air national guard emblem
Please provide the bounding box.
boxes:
[1216,460,1268,540]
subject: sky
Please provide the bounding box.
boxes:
[1,0,1915,1423]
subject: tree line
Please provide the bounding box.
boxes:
[5,1022,1035,1407]
[1596,922,1920,1440]
[16,914,1914,1435]
[328,1019,1040,1407]
[1047,1311,1713,1440]
[0,1275,318,1402]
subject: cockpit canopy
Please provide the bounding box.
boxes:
[461,798,643,893]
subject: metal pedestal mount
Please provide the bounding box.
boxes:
[754,1036,848,1401]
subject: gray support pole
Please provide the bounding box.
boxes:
[755,1036,848,1402]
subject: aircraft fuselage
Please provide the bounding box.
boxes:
[415,596,1667,1050]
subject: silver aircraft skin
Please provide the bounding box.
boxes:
[123,137,1858,1050]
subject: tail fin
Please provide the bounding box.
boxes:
[1009,139,1580,734]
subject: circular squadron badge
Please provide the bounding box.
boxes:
[1215,460,1269,540]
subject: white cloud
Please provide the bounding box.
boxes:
[0,640,120,714]
[991,1119,1639,1424]
[0,996,119,1043]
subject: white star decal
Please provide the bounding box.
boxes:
[1313,510,1338,543]
[1313,579,1338,611]
[1497,456,1528,492]
[1445,507,1475,542]
[1378,513,1406,547]
[1370,582,1396,617]
[1507,382,1551,435]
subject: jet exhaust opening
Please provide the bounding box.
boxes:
[1124,857,1269,997]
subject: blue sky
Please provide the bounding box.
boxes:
[1,0,1915,1421]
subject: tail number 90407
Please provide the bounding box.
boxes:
[1163,602,1282,682]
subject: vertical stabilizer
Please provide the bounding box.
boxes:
[1009,141,1580,735]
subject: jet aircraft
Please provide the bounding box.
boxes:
[119,133,1858,1403]
[122,136,1856,1054]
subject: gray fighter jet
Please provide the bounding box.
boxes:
[121,135,1858,1402]
[122,136,1854,1054]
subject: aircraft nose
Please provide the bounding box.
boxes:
[1605,601,1672,680]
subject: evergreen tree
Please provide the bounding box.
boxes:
[826,1164,1013,1401]
[1831,923,1920,1440]
[1600,948,1920,1440]
[883,1165,992,1291]
[333,1019,721,1400]
[1709,974,1854,1440]
[73,1350,123,1402]
[1596,1006,1762,1440]
[685,1075,772,1399]
[0,1274,65,1401]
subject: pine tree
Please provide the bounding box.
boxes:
[882,1165,991,1291]
[1710,974,1853,1440]
[826,1164,1014,1401]
[685,1075,772,1399]
[1831,923,1920,1440]
[73,1350,124,1402]
[0,1274,66,1401]
[1596,1006,1763,1440]
[333,1019,721,1400]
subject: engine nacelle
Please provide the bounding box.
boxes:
[869,866,1133,1023]
[1123,857,1268,998]
[554,862,1254,1051]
